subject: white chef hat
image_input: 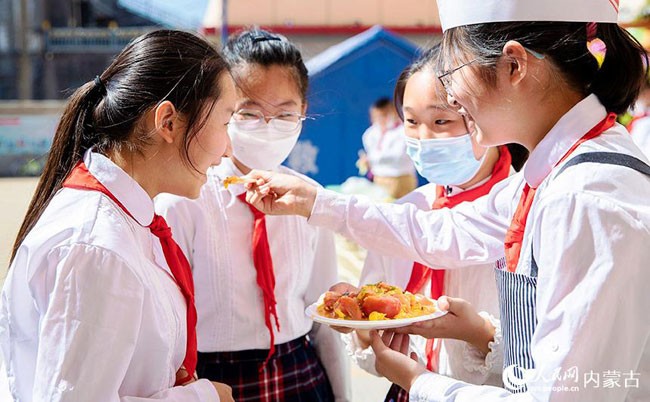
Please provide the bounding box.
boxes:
[437,0,619,32]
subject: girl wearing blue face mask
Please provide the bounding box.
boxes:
[342,44,511,402]
[155,28,351,402]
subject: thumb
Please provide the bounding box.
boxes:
[369,330,386,352]
[437,295,450,312]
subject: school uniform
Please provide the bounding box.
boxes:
[345,149,512,401]
[362,122,417,199]
[308,95,650,400]
[0,150,217,401]
[155,157,351,402]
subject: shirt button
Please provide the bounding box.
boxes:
[551,344,559,352]
[57,380,72,392]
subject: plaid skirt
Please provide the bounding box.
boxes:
[384,383,409,402]
[196,336,334,402]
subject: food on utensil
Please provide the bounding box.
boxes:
[223,176,246,189]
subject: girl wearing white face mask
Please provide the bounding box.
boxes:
[155,28,351,402]
[342,44,511,402]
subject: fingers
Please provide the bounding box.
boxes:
[329,282,359,294]
[398,332,410,355]
[437,295,450,311]
[369,330,387,352]
[330,325,354,334]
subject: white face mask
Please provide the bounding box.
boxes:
[228,119,302,170]
[405,133,486,186]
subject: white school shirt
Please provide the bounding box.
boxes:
[344,182,503,387]
[0,151,218,402]
[629,115,650,160]
[309,95,650,401]
[362,122,416,177]
[155,158,351,402]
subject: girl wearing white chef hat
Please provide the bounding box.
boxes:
[240,0,650,400]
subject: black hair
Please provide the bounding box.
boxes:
[393,44,443,120]
[393,43,530,170]
[12,29,230,262]
[442,22,647,114]
[372,97,393,110]
[223,27,309,101]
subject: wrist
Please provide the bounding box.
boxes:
[468,316,495,356]
[299,185,317,218]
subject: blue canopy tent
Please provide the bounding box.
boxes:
[285,26,421,186]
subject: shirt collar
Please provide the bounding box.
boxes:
[523,94,607,188]
[84,149,155,226]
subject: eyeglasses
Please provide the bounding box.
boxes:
[437,48,545,97]
[232,108,309,132]
[437,59,478,97]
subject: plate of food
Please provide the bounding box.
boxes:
[305,282,447,330]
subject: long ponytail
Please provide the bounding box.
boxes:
[11,30,229,263]
[10,81,103,262]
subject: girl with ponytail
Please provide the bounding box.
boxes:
[1,30,235,401]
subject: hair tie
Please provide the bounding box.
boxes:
[93,75,107,94]
[250,33,282,44]
[586,22,606,69]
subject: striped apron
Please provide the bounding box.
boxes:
[495,151,650,393]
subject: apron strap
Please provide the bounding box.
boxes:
[555,151,650,178]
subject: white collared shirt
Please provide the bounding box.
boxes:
[362,123,416,177]
[629,116,650,160]
[309,95,650,401]
[0,151,218,402]
[155,158,351,401]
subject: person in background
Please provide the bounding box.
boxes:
[0,30,235,401]
[628,72,650,158]
[155,28,351,402]
[360,97,417,199]
[343,44,507,402]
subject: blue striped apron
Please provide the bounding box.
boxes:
[495,151,650,394]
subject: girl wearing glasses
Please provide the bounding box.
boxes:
[155,28,350,402]
[343,44,509,402]
[241,0,650,400]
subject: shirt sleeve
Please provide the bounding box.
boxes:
[406,190,650,401]
[305,227,353,402]
[30,244,217,402]
[308,174,522,270]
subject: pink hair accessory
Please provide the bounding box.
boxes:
[586,22,606,69]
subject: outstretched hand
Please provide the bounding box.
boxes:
[242,170,318,217]
[369,330,427,392]
[393,296,495,355]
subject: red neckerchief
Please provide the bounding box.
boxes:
[63,161,198,385]
[405,145,512,371]
[237,193,280,369]
[504,113,616,272]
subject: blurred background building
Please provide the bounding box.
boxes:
[0,0,648,178]
[1,0,441,100]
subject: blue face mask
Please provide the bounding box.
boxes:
[405,133,484,185]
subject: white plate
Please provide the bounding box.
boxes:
[304,299,448,330]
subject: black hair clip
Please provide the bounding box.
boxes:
[93,75,107,94]
[250,33,282,44]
